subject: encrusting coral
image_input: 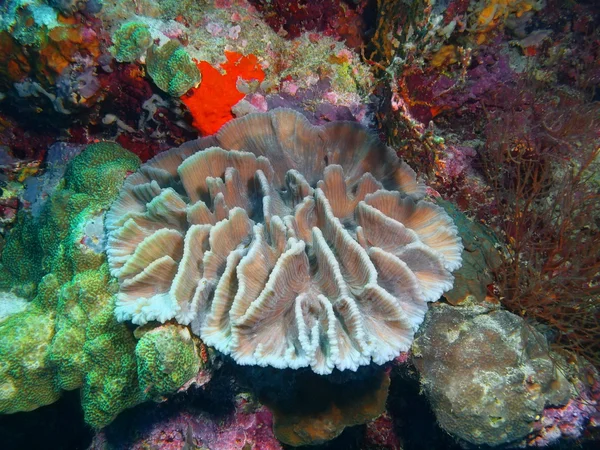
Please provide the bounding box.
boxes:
[0,142,208,428]
[106,108,463,375]
[146,40,201,97]
[0,143,143,426]
[109,21,152,63]
[135,323,203,401]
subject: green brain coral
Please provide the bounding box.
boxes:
[1,142,140,285]
[64,142,140,205]
[109,21,152,63]
[0,142,208,428]
[0,300,58,413]
[146,40,201,96]
[0,142,142,426]
[0,142,204,428]
[136,324,202,401]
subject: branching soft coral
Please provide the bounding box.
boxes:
[481,91,600,367]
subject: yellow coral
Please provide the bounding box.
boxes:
[431,45,460,68]
[472,0,542,44]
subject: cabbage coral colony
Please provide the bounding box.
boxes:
[106,109,463,374]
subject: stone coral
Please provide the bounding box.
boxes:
[146,40,201,97]
[135,324,202,401]
[0,297,59,413]
[109,22,152,63]
[106,108,462,375]
[0,142,144,426]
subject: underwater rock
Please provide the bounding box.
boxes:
[412,303,574,447]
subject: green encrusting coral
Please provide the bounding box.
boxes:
[1,142,139,285]
[0,302,59,413]
[0,142,197,428]
[146,40,201,96]
[64,142,141,204]
[135,324,202,401]
[109,21,153,63]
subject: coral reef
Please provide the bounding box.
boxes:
[0,143,142,425]
[135,323,203,401]
[0,2,104,87]
[0,295,60,413]
[106,108,462,374]
[0,0,599,448]
[527,360,600,446]
[90,389,282,450]
[249,0,368,47]
[0,142,209,428]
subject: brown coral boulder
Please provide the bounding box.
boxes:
[412,303,573,446]
[266,368,390,446]
[106,108,463,374]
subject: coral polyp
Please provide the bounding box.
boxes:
[106,108,462,374]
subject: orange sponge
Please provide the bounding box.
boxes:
[181,51,265,136]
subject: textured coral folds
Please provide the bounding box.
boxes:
[106,109,462,374]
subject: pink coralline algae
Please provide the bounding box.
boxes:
[249,0,365,44]
[91,396,282,450]
[528,365,600,447]
[432,49,516,116]
[364,412,403,449]
[438,145,477,179]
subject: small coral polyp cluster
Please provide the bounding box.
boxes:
[106,109,462,374]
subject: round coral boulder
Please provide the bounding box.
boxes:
[413,303,574,446]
